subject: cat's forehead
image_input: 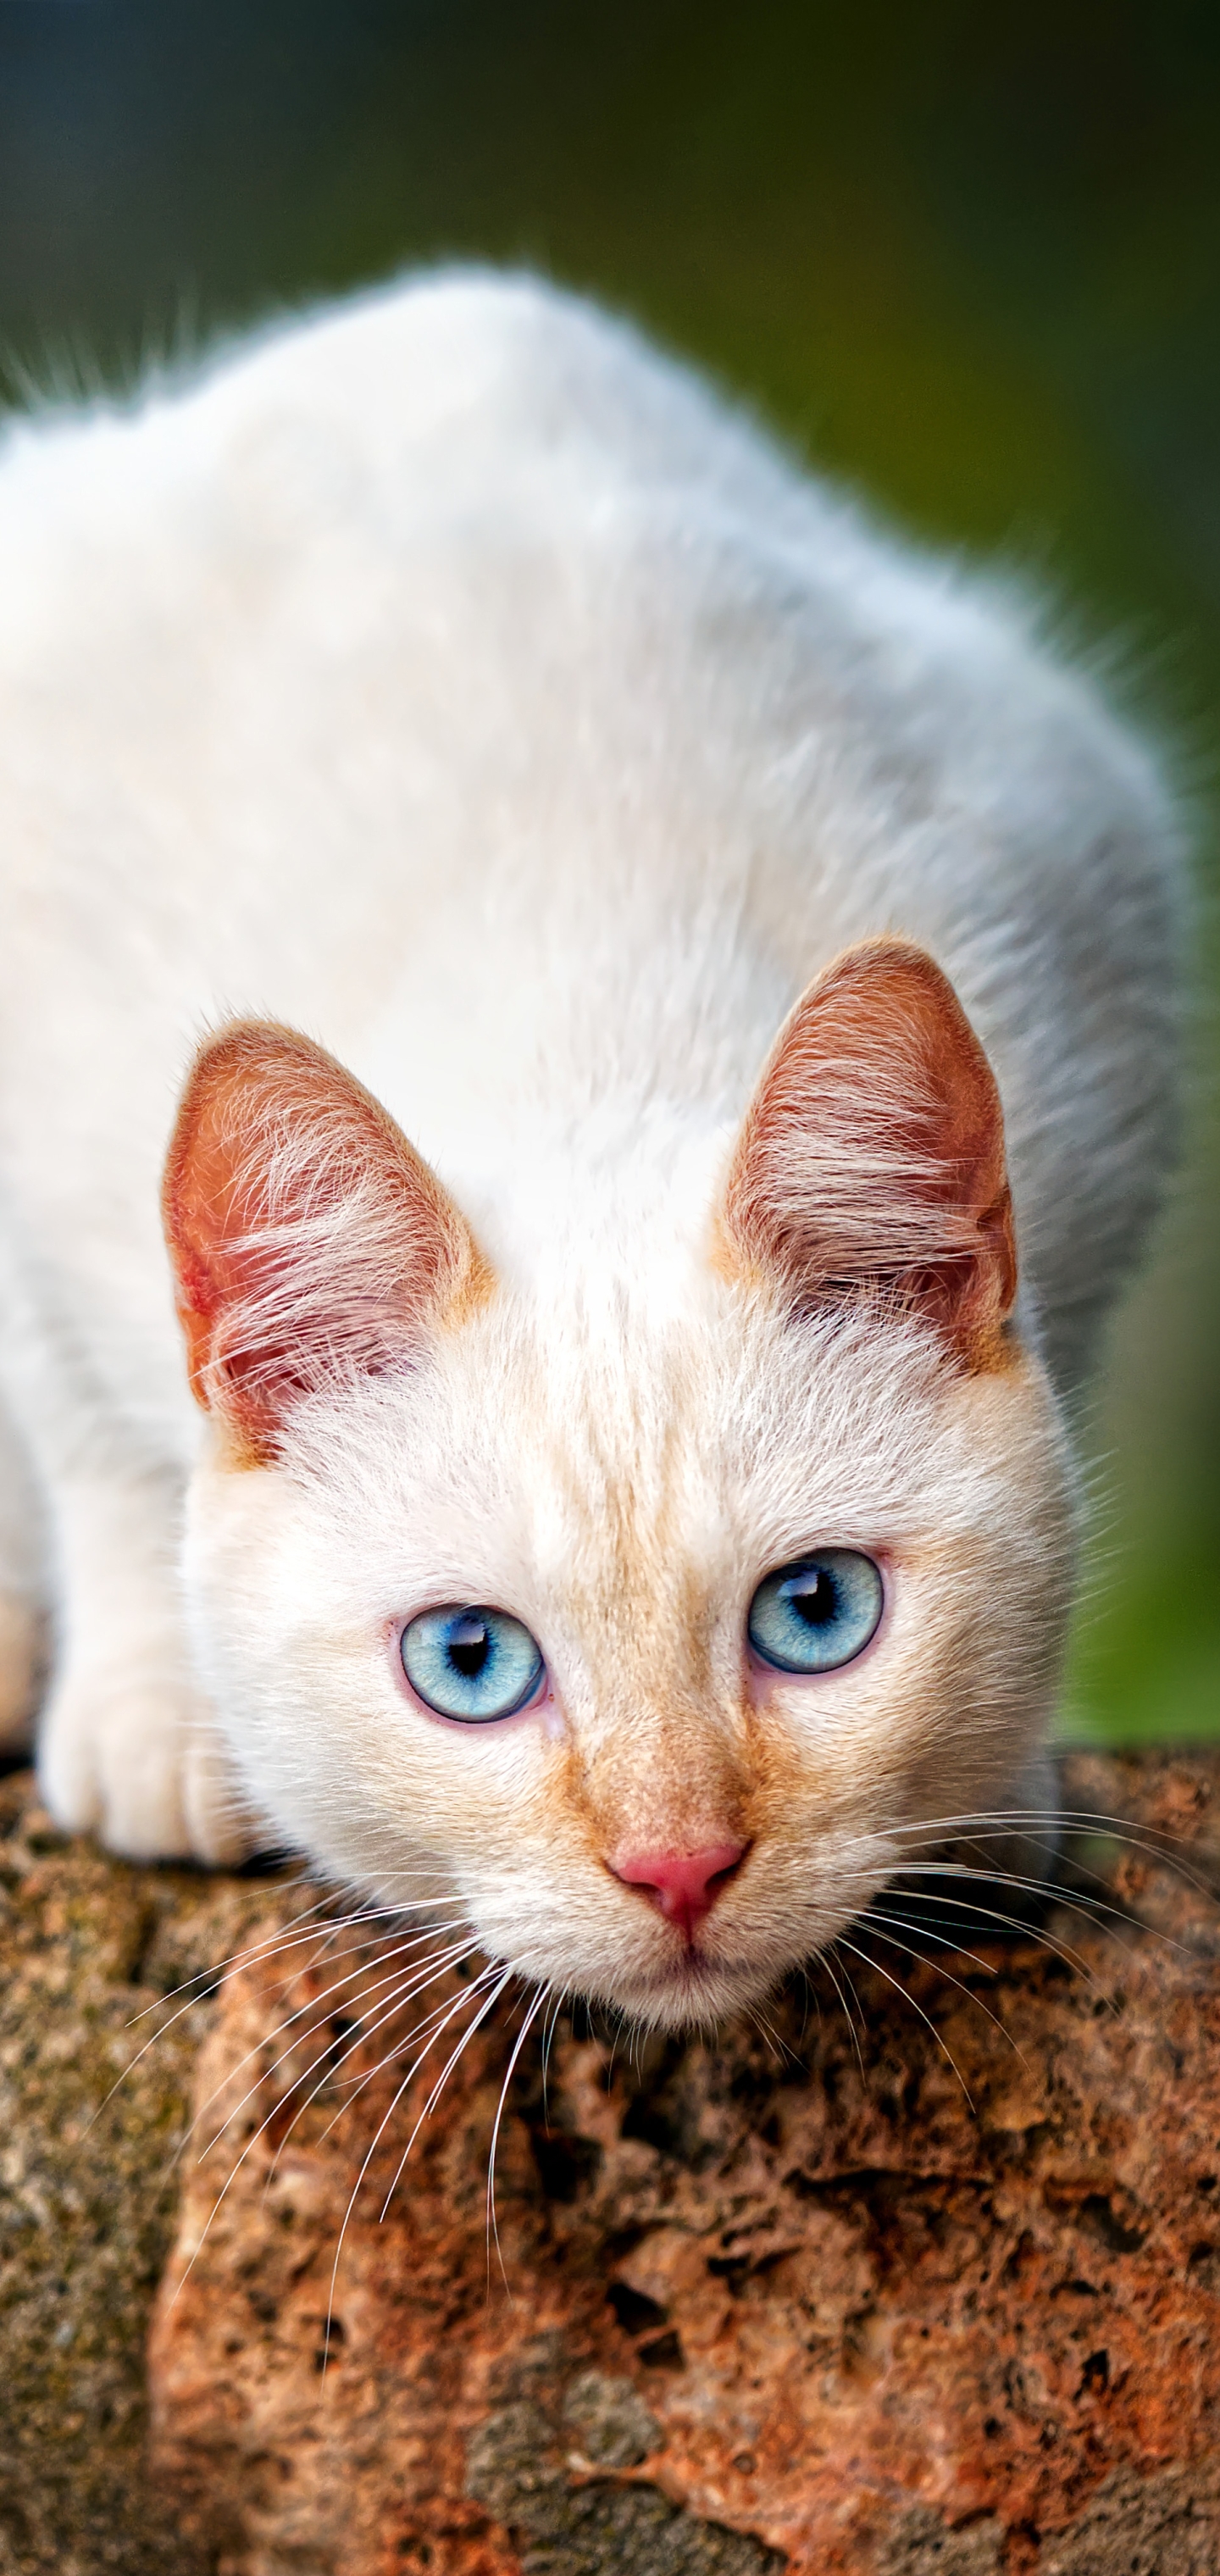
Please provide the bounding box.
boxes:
[307,1273,982,1590]
[485,1272,952,1481]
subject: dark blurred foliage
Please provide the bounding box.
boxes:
[0,0,1217,1736]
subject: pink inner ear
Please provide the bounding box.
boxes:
[162,1021,485,1459]
[721,940,1018,1365]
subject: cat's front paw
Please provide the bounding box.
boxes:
[37,1673,253,1865]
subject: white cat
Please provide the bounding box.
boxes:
[0,271,1181,2029]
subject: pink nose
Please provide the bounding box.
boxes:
[610,1840,748,1940]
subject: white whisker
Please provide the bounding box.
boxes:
[191,1931,474,2165]
[816,1946,868,2085]
[486,1984,550,2293]
[309,1960,498,2155]
[834,1932,974,2107]
[262,1949,488,2186]
[168,1947,483,2291]
[376,1970,517,2223]
[850,1917,1029,2068]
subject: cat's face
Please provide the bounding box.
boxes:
[166,945,1073,2029]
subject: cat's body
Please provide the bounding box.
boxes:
[0,273,1181,2027]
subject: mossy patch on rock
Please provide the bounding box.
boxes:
[465,2369,783,2574]
[0,1771,293,2574]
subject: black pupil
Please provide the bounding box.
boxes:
[784,1568,837,1629]
[447,1615,491,1679]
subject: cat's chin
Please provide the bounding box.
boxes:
[578,1946,785,2035]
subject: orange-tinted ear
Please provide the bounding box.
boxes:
[162,1021,488,1460]
[720,940,1017,1367]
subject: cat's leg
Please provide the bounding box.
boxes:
[0,1396,47,1750]
[36,1463,251,1864]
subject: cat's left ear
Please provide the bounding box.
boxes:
[718,939,1018,1368]
[163,1019,489,1461]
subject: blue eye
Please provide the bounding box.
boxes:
[400,1604,545,1722]
[747,1551,883,1674]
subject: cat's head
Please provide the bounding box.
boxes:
[164,942,1072,2030]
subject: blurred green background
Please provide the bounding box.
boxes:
[0,0,1217,1740]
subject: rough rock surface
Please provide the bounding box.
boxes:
[1,1756,1219,2573]
[0,1769,289,2573]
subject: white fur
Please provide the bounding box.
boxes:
[0,270,1181,2022]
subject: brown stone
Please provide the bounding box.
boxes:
[1,1754,1219,2572]
[143,1750,1220,2575]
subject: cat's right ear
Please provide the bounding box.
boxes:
[162,1020,489,1463]
[718,939,1018,1368]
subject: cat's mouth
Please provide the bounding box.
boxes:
[612,1960,774,2031]
[602,1838,778,2012]
[596,1924,785,2029]
[593,1865,878,2029]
